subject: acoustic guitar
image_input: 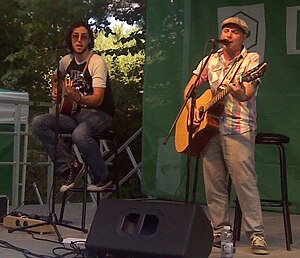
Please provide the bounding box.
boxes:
[60,75,87,115]
[174,62,267,156]
[60,54,94,115]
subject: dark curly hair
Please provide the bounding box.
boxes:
[65,21,94,52]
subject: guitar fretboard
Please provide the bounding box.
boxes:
[199,62,267,114]
[204,87,229,112]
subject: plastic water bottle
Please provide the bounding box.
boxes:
[221,226,233,258]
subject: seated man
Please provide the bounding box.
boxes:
[32,21,115,192]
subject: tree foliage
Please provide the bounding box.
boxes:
[95,25,144,140]
[0,0,146,202]
[1,0,146,101]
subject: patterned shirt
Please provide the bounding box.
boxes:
[193,47,261,135]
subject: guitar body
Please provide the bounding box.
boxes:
[60,93,78,115]
[59,81,79,115]
[175,89,219,156]
[59,76,89,115]
[175,62,267,156]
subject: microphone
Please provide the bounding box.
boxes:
[39,44,67,52]
[209,39,229,45]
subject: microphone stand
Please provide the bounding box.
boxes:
[163,41,217,204]
[8,46,88,241]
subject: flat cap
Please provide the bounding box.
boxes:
[221,17,250,37]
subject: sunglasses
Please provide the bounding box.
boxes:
[71,33,89,42]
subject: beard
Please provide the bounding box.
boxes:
[73,45,89,55]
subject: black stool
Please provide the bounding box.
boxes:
[59,130,120,232]
[233,132,292,250]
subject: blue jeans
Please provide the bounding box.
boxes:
[32,108,112,182]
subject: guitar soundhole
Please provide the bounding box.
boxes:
[199,106,205,121]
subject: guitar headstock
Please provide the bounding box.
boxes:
[241,62,267,83]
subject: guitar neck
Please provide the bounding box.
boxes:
[204,87,229,112]
[201,62,267,113]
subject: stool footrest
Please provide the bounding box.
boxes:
[66,187,117,193]
[260,199,291,207]
[261,199,283,207]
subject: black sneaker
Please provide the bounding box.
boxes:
[87,175,112,191]
[60,161,85,192]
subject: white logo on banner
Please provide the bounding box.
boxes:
[287,6,300,55]
[218,4,265,60]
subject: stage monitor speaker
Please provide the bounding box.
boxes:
[86,199,213,258]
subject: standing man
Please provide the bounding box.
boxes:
[183,17,269,255]
[32,21,115,192]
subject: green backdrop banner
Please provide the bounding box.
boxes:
[142,0,300,213]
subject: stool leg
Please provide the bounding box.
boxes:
[227,176,232,201]
[97,192,100,205]
[59,192,67,222]
[233,198,242,246]
[81,166,88,231]
[111,138,121,198]
[278,144,292,250]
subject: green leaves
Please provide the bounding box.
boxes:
[1,0,146,200]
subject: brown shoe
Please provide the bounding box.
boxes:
[87,175,112,191]
[252,235,270,255]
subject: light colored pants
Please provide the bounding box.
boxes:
[32,108,112,182]
[201,131,264,240]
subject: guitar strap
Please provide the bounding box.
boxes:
[74,53,94,111]
[218,53,247,88]
[82,52,94,75]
